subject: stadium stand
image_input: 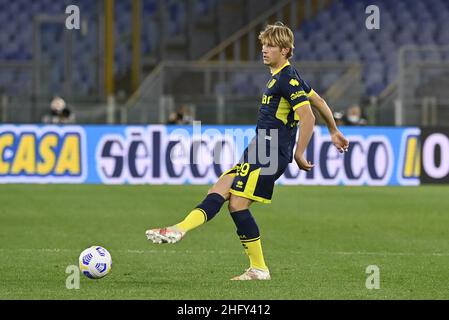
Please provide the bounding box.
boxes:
[0,0,447,101]
[0,0,253,97]
[294,0,449,96]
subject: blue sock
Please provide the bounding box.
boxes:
[230,209,260,241]
[196,193,226,222]
[230,209,268,270]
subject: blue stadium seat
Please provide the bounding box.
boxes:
[0,0,168,95]
[296,0,449,95]
[0,0,447,97]
[437,28,449,45]
[321,73,340,89]
[340,50,361,62]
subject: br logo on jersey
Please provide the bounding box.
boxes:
[289,79,300,86]
[267,79,276,88]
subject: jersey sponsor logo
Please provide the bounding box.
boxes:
[0,125,87,183]
[261,94,273,105]
[289,79,300,86]
[290,90,306,101]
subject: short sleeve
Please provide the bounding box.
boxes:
[299,78,316,98]
[279,74,313,111]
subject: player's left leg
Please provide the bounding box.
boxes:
[174,173,234,232]
[228,194,270,280]
[145,172,234,244]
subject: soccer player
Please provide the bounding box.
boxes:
[146,22,349,280]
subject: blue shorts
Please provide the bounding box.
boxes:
[220,134,290,203]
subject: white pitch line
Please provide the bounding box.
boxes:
[1,248,449,257]
[334,251,449,257]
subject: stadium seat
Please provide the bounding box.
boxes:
[0,0,169,95]
[295,0,449,95]
[0,0,447,97]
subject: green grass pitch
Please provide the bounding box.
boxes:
[1,184,449,299]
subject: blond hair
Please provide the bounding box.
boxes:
[258,22,295,59]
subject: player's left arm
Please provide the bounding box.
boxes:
[294,105,315,171]
[279,74,316,170]
[308,91,349,153]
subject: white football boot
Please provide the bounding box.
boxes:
[145,227,185,244]
[231,267,271,280]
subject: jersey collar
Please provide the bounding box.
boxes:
[271,61,290,76]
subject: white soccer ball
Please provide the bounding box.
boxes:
[79,246,112,279]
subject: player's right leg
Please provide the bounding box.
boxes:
[227,181,271,280]
[145,171,236,244]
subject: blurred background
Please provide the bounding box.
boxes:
[0,0,448,127]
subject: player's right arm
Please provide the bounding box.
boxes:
[308,91,349,153]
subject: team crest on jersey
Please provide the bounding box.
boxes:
[267,79,276,88]
[289,79,299,86]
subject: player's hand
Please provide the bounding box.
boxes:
[331,130,349,153]
[295,154,314,171]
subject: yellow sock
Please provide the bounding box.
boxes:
[175,208,207,233]
[241,238,268,270]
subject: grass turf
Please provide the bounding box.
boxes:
[0,184,449,299]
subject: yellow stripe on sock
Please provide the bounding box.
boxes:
[175,208,207,233]
[240,237,261,243]
[196,208,208,222]
[241,238,268,271]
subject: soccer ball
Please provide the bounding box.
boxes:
[79,246,112,279]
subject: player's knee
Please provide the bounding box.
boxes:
[227,201,236,213]
[207,186,230,201]
[228,196,248,212]
[222,192,231,201]
[228,201,243,213]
